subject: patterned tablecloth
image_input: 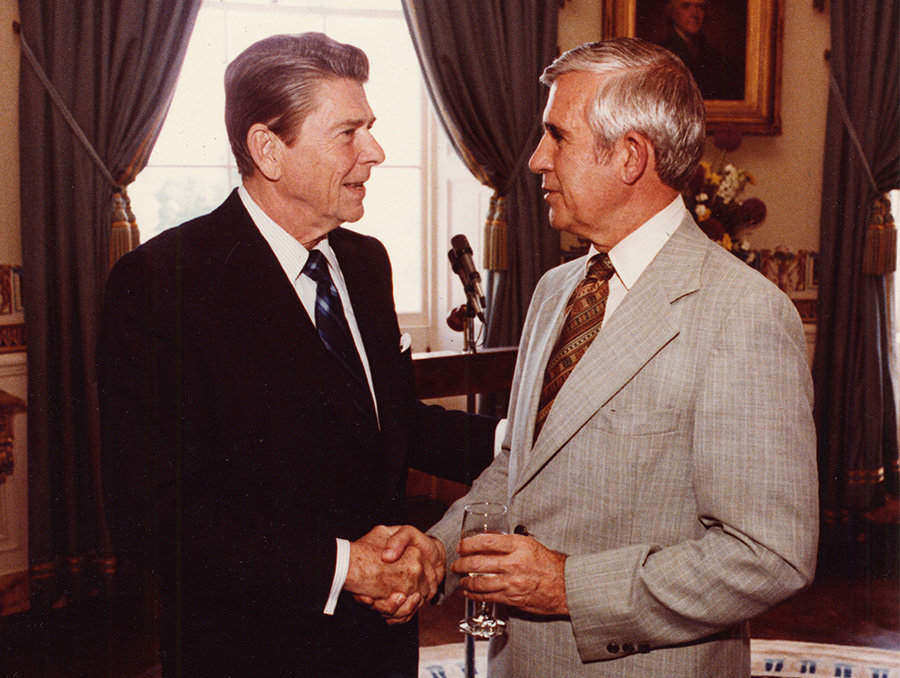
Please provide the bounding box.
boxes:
[418,639,900,678]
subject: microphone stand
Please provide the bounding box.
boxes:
[464,297,481,675]
[463,297,477,678]
[462,295,479,356]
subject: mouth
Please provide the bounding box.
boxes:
[343,181,367,198]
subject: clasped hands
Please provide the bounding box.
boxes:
[345,525,446,625]
[347,525,569,624]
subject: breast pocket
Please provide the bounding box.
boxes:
[590,407,680,435]
[587,407,686,478]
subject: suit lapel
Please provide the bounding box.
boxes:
[514,216,708,494]
[504,266,578,487]
[214,193,322,365]
[214,196,377,431]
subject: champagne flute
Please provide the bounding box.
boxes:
[458,501,509,638]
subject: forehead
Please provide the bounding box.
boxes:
[544,71,602,127]
[303,77,374,130]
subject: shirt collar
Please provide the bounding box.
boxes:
[589,194,686,291]
[238,184,339,281]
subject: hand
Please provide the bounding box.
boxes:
[451,533,569,616]
[382,525,447,579]
[365,526,447,621]
[345,525,443,624]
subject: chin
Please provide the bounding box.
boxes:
[338,208,366,224]
[548,213,575,235]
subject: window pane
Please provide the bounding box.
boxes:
[130,167,234,242]
[354,167,423,314]
[226,9,324,58]
[149,6,229,166]
[326,14,422,167]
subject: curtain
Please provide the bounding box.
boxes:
[402,0,560,347]
[18,1,200,607]
[813,1,900,561]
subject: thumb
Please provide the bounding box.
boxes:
[382,527,415,563]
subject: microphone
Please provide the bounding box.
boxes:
[448,234,486,322]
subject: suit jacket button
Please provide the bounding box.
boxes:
[513,524,529,535]
[622,642,635,653]
[606,642,620,654]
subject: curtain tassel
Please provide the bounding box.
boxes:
[862,193,897,275]
[484,192,508,271]
[109,192,134,269]
[124,191,141,247]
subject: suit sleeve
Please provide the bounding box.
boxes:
[98,250,174,569]
[565,285,818,659]
[405,377,498,485]
[362,235,497,486]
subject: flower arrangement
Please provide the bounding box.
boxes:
[684,125,767,262]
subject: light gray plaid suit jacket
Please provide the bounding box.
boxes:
[430,214,818,677]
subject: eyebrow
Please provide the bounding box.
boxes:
[544,122,565,140]
[334,115,376,131]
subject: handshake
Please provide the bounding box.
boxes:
[343,522,570,625]
[343,525,447,625]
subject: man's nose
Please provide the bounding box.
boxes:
[528,134,550,174]
[361,129,385,165]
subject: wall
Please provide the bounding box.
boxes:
[559,0,830,253]
[0,0,19,266]
[0,0,25,612]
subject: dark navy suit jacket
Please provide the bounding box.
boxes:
[98,189,495,677]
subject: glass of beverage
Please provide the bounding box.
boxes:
[457,501,509,638]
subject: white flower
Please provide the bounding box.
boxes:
[695,204,711,221]
[716,164,750,204]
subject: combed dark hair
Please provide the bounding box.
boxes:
[540,37,705,190]
[224,32,369,177]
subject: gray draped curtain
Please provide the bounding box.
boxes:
[813,1,899,561]
[401,0,560,347]
[18,0,200,607]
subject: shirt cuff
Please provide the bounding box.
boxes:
[494,418,507,458]
[324,538,350,615]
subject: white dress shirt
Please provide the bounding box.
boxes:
[237,185,373,615]
[588,194,686,324]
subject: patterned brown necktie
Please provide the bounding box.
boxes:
[534,253,616,441]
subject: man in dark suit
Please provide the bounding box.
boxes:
[97,32,495,678]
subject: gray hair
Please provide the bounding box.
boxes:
[540,37,705,190]
[225,32,369,177]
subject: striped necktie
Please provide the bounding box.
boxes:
[534,253,616,441]
[302,249,370,393]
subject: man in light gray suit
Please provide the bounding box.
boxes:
[386,37,818,676]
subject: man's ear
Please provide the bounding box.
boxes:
[247,123,282,181]
[620,131,652,185]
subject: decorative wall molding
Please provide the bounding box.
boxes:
[0,349,26,614]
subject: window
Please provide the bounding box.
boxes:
[129,0,489,352]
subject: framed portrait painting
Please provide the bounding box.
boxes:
[604,0,783,134]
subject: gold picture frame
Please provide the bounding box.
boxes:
[604,0,783,135]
